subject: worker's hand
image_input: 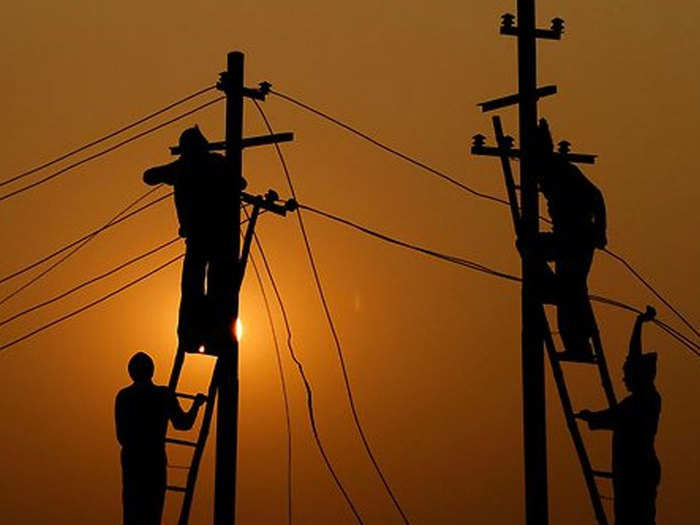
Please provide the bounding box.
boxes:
[594,234,607,250]
[576,410,592,421]
[639,306,657,323]
[194,393,207,407]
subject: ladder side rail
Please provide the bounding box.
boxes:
[590,327,617,408]
[177,360,221,525]
[169,346,187,391]
[492,116,523,237]
[541,309,610,525]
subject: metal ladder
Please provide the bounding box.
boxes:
[164,348,219,525]
[475,115,618,525]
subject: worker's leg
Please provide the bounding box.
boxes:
[555,247,594,358]
[179,241,207,352]
[205,233,237,350]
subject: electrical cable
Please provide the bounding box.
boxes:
[0,253,184,354]
[253,100,410,525]
[0,96,224,203]
[298,202,700,358]
[0,236,181,328]
[247,250,293,525]
[602,248,699,340]
[0,85,217,188]
[249,227,365,524]
[268,88,698,346]
[0,185,165,306]
[0,191,173,286]
[269,88,509,208]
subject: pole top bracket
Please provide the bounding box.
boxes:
[500,13,565,40]
[216,74,271,101]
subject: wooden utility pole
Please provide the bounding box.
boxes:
[515,2,549,524]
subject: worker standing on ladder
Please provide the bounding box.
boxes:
[143,126,238,353]
[115,352,206,525]
[578,306,661,525]
[532,118,607,362]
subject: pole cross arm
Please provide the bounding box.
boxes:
[477,85,557,112]
[500,14,565,40]
[470,137,597,165]
[241,189,297,216]
[170,132,294,155]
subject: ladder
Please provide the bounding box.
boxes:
[164,348,218,525]
[161,190,294,525]
[477,115,618,525]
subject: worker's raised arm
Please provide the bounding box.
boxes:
[629,306,656,359]
[142,160,181,186]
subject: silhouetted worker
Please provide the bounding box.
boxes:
[533,118,607,361]
[143,126,238,352]
[115,352,206,525]
[578,306,661,525]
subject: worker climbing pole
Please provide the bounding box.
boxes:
[469,3,620,524]
[141,51,297,525]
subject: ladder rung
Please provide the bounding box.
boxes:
[554,351,597,364]
[166,437,198,447]
[166,485,188,493]
[592,470,614,479]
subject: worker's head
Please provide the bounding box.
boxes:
[178,125,209,157]
[534,118,554,157]
[128,351,155,383]
[623,352,657,392]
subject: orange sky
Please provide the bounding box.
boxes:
[0,1,698,524]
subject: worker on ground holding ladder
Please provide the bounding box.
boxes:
[578,306,661,525]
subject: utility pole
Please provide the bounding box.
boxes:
[471,3,569,523]
[515,2,549,524]
[215,50,244,525]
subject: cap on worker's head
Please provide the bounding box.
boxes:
[178,125,209,155]
[624,352,658,385]
[535,118,554,155]
[128,351,154,382]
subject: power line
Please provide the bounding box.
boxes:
[248,226,365,525]
[0,191,173,286]
[269,88,509,208]
[602,248,699,340]
[254,100,411,525]
[0,185,165,306]
[0,253,184,354]
[247,250,293,525]
[298,202,700,358]
[0,85,216,189]
[0,96,224,203]
[268,88,698,346]
[0,237,180,328]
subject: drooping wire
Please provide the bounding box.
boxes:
[268,88,698,347]
[0,96,224,203]
[0,253,184,354]
[0,191,173,286]
[0,85,217,188]
[0,185,165,306]
[268,88,509,208]
[298,202,700,358]
[0,236,180,328]
[253,100,410,525]
[247,249,293,525]
[602,248,699,340]
[249,226,365,525]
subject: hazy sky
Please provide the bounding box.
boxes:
[0,1,698,524]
